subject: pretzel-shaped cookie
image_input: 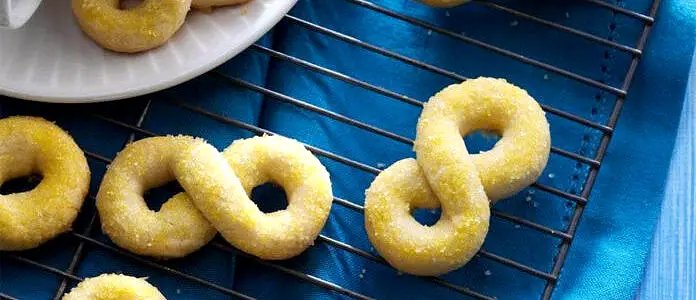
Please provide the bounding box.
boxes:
[97,135,333,260]
[97,136,217,258]
[364,77,551,276]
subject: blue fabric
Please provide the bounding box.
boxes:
[234,0,696,299]
[1,0,695,299]
[555,2,696,298]
[638,44,696,300]
[560,1,696,299]
[0,34,274,299]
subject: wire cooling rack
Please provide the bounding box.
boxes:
[0,0,661,299]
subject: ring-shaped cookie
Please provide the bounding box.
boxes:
[365,77,550,276]
[173,135,333,260]
[71,0,192,53]
[62,274,166,300]
[365,158,489,276]
[96,136,216,258]
[0,116,90,251]
[423,77,551,201]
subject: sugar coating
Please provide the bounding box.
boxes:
[417,0,470,8]
[365,158,489,276]
[364,77,550,276]
[0,116,90,251]
[62,273,166,300]
[97,135,332,260]
[172,135,333,260]
[419,77,551,202]
[71,0,192,53]
[96,136,217,259]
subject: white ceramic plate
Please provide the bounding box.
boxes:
[0,0,297,103]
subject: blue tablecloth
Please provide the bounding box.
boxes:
[1,0,695,299]
[639,47,696,299]
[235,1,696,299]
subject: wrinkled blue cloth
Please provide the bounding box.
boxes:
[639,46,696,300]
[0,35,274,299]
[1,0,695,299]
[234,0,696,299]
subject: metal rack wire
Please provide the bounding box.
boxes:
[0,0,661,299]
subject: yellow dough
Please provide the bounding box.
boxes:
[96,136,216,259]
[365,77,550,276]
[71,0,192,53]
[0,116,90,251]
[192,0,251,11]
[62,273,166,300]
[97,135,333,260]
[173,135,333,260]
[425,77,552,202]
[365,158,489,276]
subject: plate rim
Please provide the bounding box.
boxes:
[0,0,298,104]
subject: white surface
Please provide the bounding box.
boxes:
[0,0,297,103]
[0,0,42,29]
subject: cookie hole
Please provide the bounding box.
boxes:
[251,182,288,213]
[411,208,441,226]
[120,0,144,9]
[0,174,42,195]
[464,130,500,154]
[144,181,184,212]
